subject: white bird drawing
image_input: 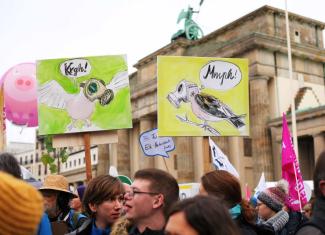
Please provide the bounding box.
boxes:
[167,79,246,135]
[38,71,129,131]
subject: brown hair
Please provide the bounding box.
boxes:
[82,175,124,217]
[0,152,21,179]
[134,168,179,218]
[201,170,256,224]
[168,195,239,235]
[314,151,325,197]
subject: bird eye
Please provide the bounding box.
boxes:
[177,83,183,93]
[87,82,98,94]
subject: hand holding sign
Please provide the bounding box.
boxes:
[139,128,175,158]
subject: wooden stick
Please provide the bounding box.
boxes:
[84,133,92,181]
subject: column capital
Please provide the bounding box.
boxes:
[140,116,154,122]
[250,75,270,81]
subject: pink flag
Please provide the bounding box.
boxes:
[245,183,251,201]
[282,113,307,211]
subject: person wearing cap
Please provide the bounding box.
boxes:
[70,185,86,213]
[0,171,44,235]
[39,174,87,234]
[256,179,290,234]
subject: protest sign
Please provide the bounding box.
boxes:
[139,128,175,158]
[158,56,249,136]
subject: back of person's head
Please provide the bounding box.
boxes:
[313,151,325,198]
[134,168,179,217]
[0,171,43,235]
[82,175,124,217]
[166,195,239,235]
[201,170,256,223]
[0,152,21,178]
[201,170,241,206]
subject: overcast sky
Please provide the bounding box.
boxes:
[1,0,324,143]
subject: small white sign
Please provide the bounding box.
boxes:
[139,128,175,158]
[179,183,200,199]
[60,58,91,79]
[200,60,242,91]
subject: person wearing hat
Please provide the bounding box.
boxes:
[39,174,87,234]
[257,180,290,235]
[0,171,44,235]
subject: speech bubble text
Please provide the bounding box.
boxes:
[200,60,242,91]
[60,58,91,79]
[139,128,175,158]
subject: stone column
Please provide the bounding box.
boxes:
[250,76,274,183]
[96,144,110,176]
[130,123,140,176]
[228,137,242,174]
[109,143,118,170]
[165,137,192,182]
[117,129,131,177]
[139,117,154,168]
[270,127,282,180]
[313,132,325,163]
[193,137,204,182]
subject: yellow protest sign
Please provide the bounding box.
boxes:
[158,56,249,136]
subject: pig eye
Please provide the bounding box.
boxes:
[177,83,183,93]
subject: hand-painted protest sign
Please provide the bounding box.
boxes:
[179,183,200,199]
[157,56,249,136]
[139,128,175,158]
[37,55,132,135]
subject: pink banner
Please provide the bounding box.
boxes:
[282,113,307,211]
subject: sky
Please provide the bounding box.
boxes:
[1,0,324,143]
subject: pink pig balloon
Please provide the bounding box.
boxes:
[2,63,38,127]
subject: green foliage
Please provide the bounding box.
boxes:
[49,164,58,173]
[41,154,55,165]
[40,135,70,174]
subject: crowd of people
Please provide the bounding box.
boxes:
[0,151,324,235]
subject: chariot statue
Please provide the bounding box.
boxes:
[171,3,204,41]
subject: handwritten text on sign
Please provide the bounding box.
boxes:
[200,60,242,91]
[139,128,175,158]
[60,58,91,79]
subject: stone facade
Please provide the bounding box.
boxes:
[100,5,325,188]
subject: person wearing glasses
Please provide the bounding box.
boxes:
[67,175,125,235]
[122,168,179,235]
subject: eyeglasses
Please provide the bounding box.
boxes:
[124,190,160,198]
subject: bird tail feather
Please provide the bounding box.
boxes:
[227,115,245,128]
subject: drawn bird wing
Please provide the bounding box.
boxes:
[106,71,129,93]
[38,80,76,109]
[195,93,227,118]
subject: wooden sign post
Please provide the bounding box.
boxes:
[84,133,91,182]
[53,130,118,182]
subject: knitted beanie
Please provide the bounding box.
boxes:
[257,179,288,212]
[0,171,44,235]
